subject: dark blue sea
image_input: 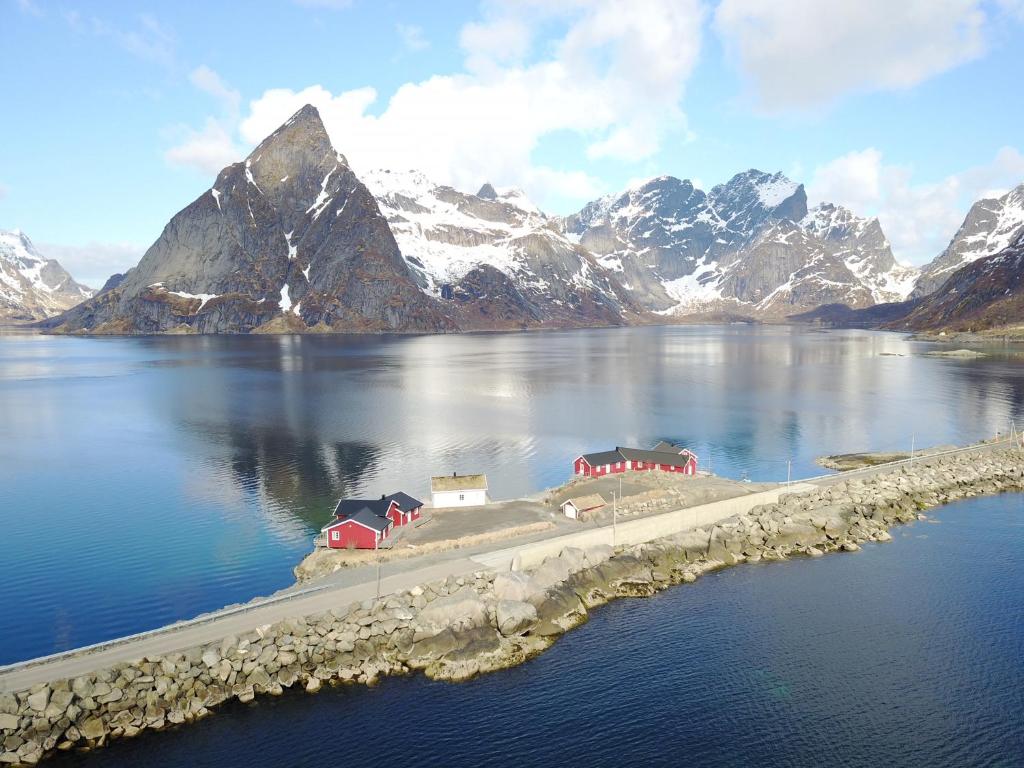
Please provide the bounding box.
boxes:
[50,494,1024,767]
[2,325,1024,765]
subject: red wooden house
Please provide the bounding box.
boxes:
[573,442,698,478]
[321,491,424,550]
[322,508,392,549]
[384,492,424,526]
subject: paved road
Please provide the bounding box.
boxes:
[0,557,482,694]
[2,436,1011,694]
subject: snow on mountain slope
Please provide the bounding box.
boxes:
[0,230,93,321]
[800,203,919,304]
[363,169,638,326]
[912,183,1024,298]
[560,170,909,318]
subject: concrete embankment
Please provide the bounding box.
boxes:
[2,445,1022,766]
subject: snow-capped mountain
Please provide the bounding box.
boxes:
[912,183,1024,298]
[362,169,638,327]
[0,230,93,321]
[43,103,923,336]
[48,105,451,334]
[800,203,919,304]
[560,172,916,318]
[889,229,1024,332]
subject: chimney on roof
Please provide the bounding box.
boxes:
[380,494,386,500]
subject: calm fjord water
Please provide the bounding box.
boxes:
[51,495,1024,768]
[1,325,1023,666]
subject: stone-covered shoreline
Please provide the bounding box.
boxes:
[2,446,1023,766]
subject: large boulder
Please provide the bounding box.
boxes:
[559,547,588,573]
[583,544,614,567]
[493,571,542,603]
[772,522,822,548]
[533,585,588,637]
[495,600,538,636]
[530,556,573,591]
[416,586,488,632]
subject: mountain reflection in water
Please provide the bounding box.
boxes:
[2,324,1023,663]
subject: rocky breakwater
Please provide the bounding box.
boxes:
[3,446,1023,766]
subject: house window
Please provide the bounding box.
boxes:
[459,493,465,501]
[331,530,340,541]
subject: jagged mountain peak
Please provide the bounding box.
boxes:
[912,179,1024,298]
[709,169,806,226]
[802,202,881,241]
[234,104,348,206]
[476,182,498,200]
[47,108,448,335]
[0,229,94,321]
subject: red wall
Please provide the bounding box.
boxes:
[384,501,404,527]
[325,520,381,549]
[574,454,698,477]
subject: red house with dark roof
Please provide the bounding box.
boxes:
[321,491,424,549]
[573,442,698,477]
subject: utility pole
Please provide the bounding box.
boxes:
[612,491,617,548]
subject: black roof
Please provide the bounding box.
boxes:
[579,449,626,466]
[652,441,685,454]
[385,491,422,512]
[617,447,692,467]
[334,498,391,518]
[344,508,392,532]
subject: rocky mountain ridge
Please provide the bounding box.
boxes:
[0,230,93,321]
[884,230,1024,332]
[44,104,930,335]
[911,184,1024,299]
[362,169,640,328]
[793,183,1024,334]
[559,172,917,318]
[47,105,451,334]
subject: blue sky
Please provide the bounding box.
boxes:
[2,0,1023,285]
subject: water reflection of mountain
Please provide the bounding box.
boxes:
[136,327,1024,518]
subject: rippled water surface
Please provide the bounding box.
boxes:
[51,494,1024,768]
[3,325,1024,664]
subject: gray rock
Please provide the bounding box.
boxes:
[493,571,541,603]
[416,586,487,632]
[25,689,48,713]
[495,600,539,637]
[530,556,573,590]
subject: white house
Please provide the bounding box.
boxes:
[430,472,488,508]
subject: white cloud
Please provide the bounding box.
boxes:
[460,16,532,70]
[189,65,240,115]
[233,0,704,210]
[396,23,429,52]
[714,0,988,110]
[165,118,244,175]
[38,241,145,288]
[165,66,245,174]
[0,181,8,201]
[808,146,1024,264]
